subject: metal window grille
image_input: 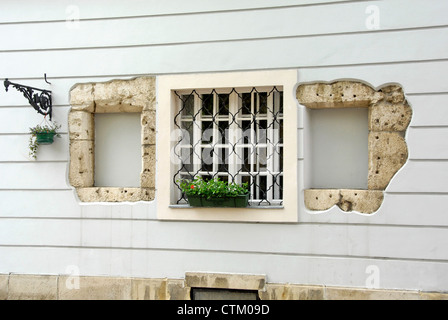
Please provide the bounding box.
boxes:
[173,87,283,206]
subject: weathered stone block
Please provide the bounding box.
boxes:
[304,189,383,214]
[339,189,383,213]
[185,272,266,291]
[8,274,57,300]
[369,101,412,132]
[324,286,420,300]
[69,140,94,187]
[93,77,155,113]
[141,110,156,145]
[132,278,167,300]
[76,187,145,202]
[296,81,382,109]
[58,276,132,300]
[68,111,94,140]
[304,189,340,211]
[259,284,324,300]
[141,145,156,188]
[368,132,408,190]
[0,274,8,300]
[69,83,94,112]
[167,279,190,300]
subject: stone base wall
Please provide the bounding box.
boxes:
[1,273,446,300]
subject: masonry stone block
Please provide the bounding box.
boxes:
[69,83,95,112]
[368,132,408,190]
[185,272,266,291]
[76,187,147,202]
[132,278,167,300]
[296,81,382,109]
[58,276,132,300]
[0,275,8,300]
[8,274,57,300]
[260,284,324,300]
[69,140,94,187]
[68,111,94,140]
[369,101,412,132]
[304,189,383,214]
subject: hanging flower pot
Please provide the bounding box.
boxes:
[36,132,57,145]
[28,121,61,159]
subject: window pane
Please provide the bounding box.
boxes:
[201,94,214,116]
[218,94,229,116]
[181,94,194,117]
[241,92,251,115]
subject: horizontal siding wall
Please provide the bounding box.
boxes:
[0,0,447,293]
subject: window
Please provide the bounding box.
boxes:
[173,87,283,206]
[157,70,298,222]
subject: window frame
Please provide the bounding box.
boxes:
[173,86,284,206]
[157,70,298,223]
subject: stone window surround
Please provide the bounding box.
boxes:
[68,76,156,202]
[296,81,412,214]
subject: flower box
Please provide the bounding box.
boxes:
[186,193,249,208]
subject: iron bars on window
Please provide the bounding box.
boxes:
[173,87,283,206]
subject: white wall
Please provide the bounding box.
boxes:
[0,0,448,292]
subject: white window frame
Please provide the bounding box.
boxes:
[157,70,298,223]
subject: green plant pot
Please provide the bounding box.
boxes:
[187,193,249,208]
[36,132,56,145]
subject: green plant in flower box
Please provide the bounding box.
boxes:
[178,177,249,207]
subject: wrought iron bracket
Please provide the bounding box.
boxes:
[4,75,52,120]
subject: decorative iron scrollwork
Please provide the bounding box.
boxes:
[4,77,52,120]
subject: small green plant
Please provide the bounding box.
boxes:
[28,121,61,160]
[178,176,249,199]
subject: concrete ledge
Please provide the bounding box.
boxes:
[1,273,447,300]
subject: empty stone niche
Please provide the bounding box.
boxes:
[68,76,156,202]
[296,81,412,214]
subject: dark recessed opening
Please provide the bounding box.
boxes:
[191,287,259,300]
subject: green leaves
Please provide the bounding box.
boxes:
[178,177,248,199]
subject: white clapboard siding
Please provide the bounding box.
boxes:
[2,0,447,51]
[387,161,448,193]
[0,162,69,189]
[0,0,381,23]
[0,134,68,162]
[1,28,448,79]
[1,218,447,262]
[407,128,448,159]
[407,94,448,127]
[0,190,80,218]
[0,107,69,134]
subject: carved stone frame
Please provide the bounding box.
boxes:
[68,76,156,202]
[297,81,412,214]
